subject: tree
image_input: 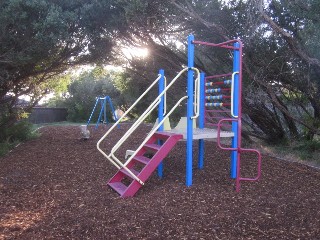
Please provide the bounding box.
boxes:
[111,0,320,142]
[0,0,126,129]
[2,0,320,145]
[61,66,123,122]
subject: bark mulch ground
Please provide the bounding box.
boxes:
[0,123,320,239]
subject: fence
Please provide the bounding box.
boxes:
[28,107,68,124]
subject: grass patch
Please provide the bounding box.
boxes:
[32,121,86,129]
[261,139,320,166]
[293,140,320,162]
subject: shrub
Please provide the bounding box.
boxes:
[293,140,320,161]
[0,142,10,157]
[5,121,35,141]
[0,120,38,157]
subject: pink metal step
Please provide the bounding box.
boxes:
[143,143,161,151]
[133,155,151,165]
[107,131,183,197]
[120,167,140,178]
[108,182,127,195]
[153,131,179,139]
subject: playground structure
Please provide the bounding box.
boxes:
[97,35,262,197]
[81,96,118,139]
[87,96,118,129]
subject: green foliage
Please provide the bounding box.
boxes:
[293,140,320,162]
[47,66,155,123]
[112,72,142,108]
[0,142,10,157]
[58,67,124,122]
[1,0,320,149]
[41,73,72,108]
[0,120,38,157]
[0,0,127,132]
[111,0,320,143]
[43,73,72,95]
[5,121,36,142]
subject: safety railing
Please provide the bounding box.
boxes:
[192,69,200,119]
[97,67,200,185]
[110,67,200,156]
[123,96,188,167]
[230,71,239,118]
[163,76,167,116]
[96,74,162,185]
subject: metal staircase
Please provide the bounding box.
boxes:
[97,67,200,197]
[108,131,183,197]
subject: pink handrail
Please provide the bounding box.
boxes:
[217,118,262,192]
[193,39,242,50]
[206,73,232,79]
[200,38,261,192]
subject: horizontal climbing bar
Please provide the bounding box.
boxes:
[206,88,231,93]
[206,116,230,119]
[206,123,232,127]
[205,95,230,100]
[205,103,231,107]
[206,73,232,79]
[205,80,231,86]
[206,95,223,100]
[205,109,230,113]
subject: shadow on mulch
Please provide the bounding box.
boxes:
[0,123,319,239]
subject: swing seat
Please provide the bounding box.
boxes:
[80,125,90,139]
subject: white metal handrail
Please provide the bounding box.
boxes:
[163,76,167,116]
[96,75,163,185]
[110,99,160,153]
[96,141,145,184]
[231,71,239,118]
[191,68,200,119]
[97,67,200,184]
[110,67,199,156]
[124,96,188,166]
[97,74,161,169]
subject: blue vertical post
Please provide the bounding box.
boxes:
[107,96,120,129]
[96,98,105,129]
[157,69,165,178]
[231,42,240,178]
[87,97,99,126]
[186,35,195,186]
[198,72,205,169]
[103,97,108,125]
